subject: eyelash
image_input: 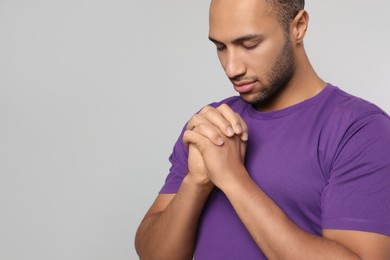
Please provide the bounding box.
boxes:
[243,43,259,50]
[216,43,259,52]
[216,43,260,51]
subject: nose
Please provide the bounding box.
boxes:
[224,49,246,80]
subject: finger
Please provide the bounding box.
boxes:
[186,114,211,131]
[198,105,214,114]
[199,106,235,137]
[192,123,224,146]
[216,104,244,135]
[236,113,249,141]
[183,129,196,147]
[183,129,210,151]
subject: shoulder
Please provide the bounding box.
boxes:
[320,86,390,133]
[316,85,390,170]
[327,86,389,121]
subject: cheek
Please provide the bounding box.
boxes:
[246,40,283,73]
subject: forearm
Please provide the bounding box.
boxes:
[135,175,213,260]
[221,168,361,260]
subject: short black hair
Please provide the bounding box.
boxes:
[264,0,305,32]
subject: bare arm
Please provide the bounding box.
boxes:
[134,175,213,260]
[220,167,390,260]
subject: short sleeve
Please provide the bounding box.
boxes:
[159,125,189,194]
[321,112,390,236]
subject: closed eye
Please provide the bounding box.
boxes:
[209,36,227,51]
[241,39,263,50]
[211,41,226,51]
[242,42,260,50]
[208,34,263,51]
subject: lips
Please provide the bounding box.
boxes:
[233,81,257,93]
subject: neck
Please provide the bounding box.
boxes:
[258,48,326,112]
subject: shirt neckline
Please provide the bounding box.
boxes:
[246,83,336,120]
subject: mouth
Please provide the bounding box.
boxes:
[233,80,257,94]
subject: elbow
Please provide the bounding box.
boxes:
[134,227,148,259]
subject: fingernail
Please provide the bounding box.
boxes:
[241,132,248,141]
[227,127,234,136]
[217,137,224,145]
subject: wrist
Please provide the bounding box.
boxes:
[183,173,214,192]
[216,164,251,193]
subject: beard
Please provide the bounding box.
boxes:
[240,36,295,110]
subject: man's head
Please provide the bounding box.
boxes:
[264,0,305,34]
[209,0,308,110]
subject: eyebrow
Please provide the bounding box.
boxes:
[208,34,264,45]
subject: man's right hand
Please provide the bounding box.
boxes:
[184,104,248,187]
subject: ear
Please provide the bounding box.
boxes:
[291,10,309,44]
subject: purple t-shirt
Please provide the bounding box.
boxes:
[160,84,390,259]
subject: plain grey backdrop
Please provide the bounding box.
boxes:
[0,1,389,259]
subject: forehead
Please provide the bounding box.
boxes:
[209,0,279,40]
[210,0,269,17]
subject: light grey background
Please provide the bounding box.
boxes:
[0,1,389,259]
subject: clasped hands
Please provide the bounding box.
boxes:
[183,104,249,189]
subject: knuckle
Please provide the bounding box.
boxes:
[192,114,202,123]
[200,105,213,115]
[218,104,235,118]
[211,132,220,141]
[209,129,220,139]
[221,121,232,130]
[197,123,220,140]
[183,129,192,138]
[218,103,229,110]
[188,114,202,129]
[194,123,209,134]
[195,122,206,132]
[191,114,201,122]
[218,104,233,115]
[182,130,191,143]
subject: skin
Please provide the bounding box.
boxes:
[135,0,390,259]
[208,0,325,112]
[209,3,297,110]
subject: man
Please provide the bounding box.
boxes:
[135,0,390,259]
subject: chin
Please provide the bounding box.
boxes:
[241,87,271,104]
[242,85,284,110]
[240,92,266,106]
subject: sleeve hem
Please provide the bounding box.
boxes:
[322,217,390,236]
[159,183,181,194]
